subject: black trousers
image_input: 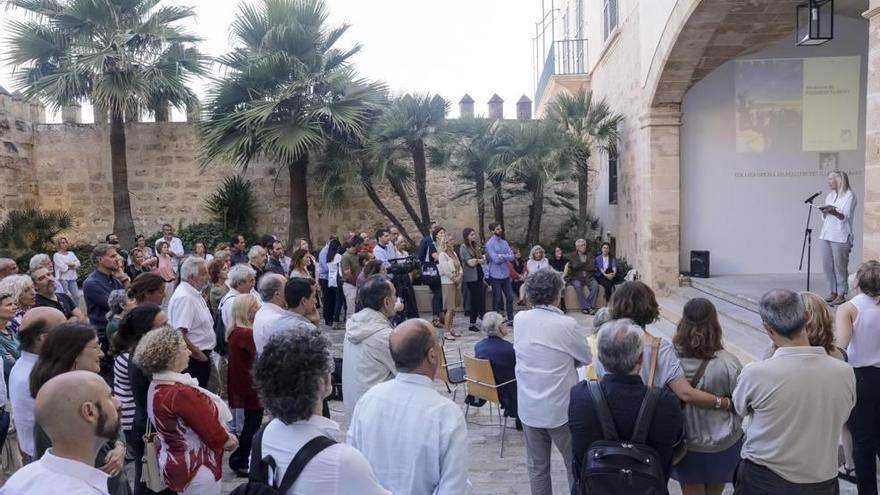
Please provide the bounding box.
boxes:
[733,460,838,495]
[184,350,212,388]
[229,408,264,470]
[849,366,880,495]
[321,279,337,325]
[430,284,443,317]
[596,275,615,303]
[465,280,485,325]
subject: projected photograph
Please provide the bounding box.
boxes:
[735,59,804,153]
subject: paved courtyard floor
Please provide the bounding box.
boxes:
[215,311,858,495]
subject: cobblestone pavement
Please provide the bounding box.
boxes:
[216,311,858,495]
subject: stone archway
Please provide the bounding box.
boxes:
[636,0,804,292]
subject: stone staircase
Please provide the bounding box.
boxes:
[657,278,771,364]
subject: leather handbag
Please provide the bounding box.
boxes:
[141,420,167,492]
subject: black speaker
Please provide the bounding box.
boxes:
[690,250,710,278]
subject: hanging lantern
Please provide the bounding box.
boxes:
[796,0,834,46]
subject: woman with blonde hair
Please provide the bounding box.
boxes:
[438,235,463,340]
[226,293,262,476]
[819,170,857,306]
[835,260,880,490]
[520,245,549,303]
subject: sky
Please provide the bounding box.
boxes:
[0,0,542,121]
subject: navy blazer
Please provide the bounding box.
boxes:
[568,374,684,482]
[474,336,517,416]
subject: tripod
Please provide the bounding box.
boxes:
[799,192,820,291]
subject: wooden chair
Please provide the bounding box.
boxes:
[463,355,516,457]
[438,345,466,401]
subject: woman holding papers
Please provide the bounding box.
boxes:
[819,171,857,306]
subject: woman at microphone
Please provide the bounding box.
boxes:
[819,170,857,305]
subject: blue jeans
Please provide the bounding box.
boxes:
[61,279,79,306]
[489,277,514,321]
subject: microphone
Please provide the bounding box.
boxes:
[804,191,821,204]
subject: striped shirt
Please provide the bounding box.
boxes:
[113,353,135,431]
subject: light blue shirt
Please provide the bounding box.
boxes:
[484,236,514,280]
[318,244,330,280]
[253,303,316,354]
[348,373,469,495]
[372,243,391,269]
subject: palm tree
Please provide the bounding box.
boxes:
[371,93,448,236]
[446,118,504,242]
[5,0,208,244]
[200,0,384,249]
[496,121,573,246]
[546,88,623,237]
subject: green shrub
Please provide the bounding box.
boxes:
[72,244,96,284]
[205,176,258,235]
[0,207,73,261]
[147,222,256,254]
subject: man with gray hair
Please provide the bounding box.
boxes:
[513,268,591,495]
[82,243,128,336]
[167,256,215,387]
[28,253,65,294]
[731,289,855,494]
[219,263,259,329]
[248,245,268,284]
[0,258,18,281]
[569,319,684,489]
[252,273,300,354]
[567,238,599,315]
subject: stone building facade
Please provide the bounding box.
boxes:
[534,0,879,294]
[0,90,562,248]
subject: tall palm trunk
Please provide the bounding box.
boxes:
[361,165,413,244]
[526,186,544,246]
[389,177,428,237]
[491,176,505,228]
[576,158,589,237]
[410,140,431,233]
[475,173,486,243]
[109,112,136,246]
[288,153,311,249]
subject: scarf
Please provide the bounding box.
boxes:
[152,371,233,423]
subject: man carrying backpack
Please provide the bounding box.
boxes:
[568,319,684,495]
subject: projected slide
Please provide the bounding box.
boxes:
[735,56,860,153]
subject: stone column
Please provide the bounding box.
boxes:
[459,94,474,119]
[92,104,106,124]
[516,95,533,121]
[488,94,504,120]
[61,103,82,124]
[186,100,201,122]
[863,0,880,260]
[639,105,682,295]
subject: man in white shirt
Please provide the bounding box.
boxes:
[514,268,592,495]
[8,307,66,462]
[220,264,258,329]
[348,319,469,495]
[1,370,121,495]
[733,289,855,494]
[154,223,184,270]
[342,275,398,419]
[167,257,215,387]
[253,274,300,354]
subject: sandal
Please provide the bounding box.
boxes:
[444,333,457,341]
[838,465,857,484]
[432,318,443,329]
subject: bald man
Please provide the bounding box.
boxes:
[0,258,17,280]
[9,307,67,461]
[1,371,120,495]
[348,319,469,494]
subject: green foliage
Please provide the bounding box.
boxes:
[0,207,73,260]
[205,176,258,234]
[148,223,240,254]
[72,243,95,284]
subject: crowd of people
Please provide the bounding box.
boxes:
[0,219,875,495]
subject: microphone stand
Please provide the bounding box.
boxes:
[798,195,817,291]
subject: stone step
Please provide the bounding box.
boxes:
[657,286,771,364]
[689,277,761,313]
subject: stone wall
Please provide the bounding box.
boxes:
[1,92,570,249]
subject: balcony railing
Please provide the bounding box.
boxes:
[534,38,589,105]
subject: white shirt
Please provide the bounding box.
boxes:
[261,415,389,495]
[53,252,81,281]
[9,351,37,456]
[219,286,261,329]
[848,293,880,367]
[733,346,855,483]
[526,258,549,274]
[167,281,216,351]
[0,449,110,494]
[327,254,342,288]
[348,373,469,495]
[819,189,856,243]
[252,302,305,354]
[513,305,592,429]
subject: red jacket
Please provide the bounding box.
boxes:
[150,382,228,491]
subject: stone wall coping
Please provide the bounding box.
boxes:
[865,0,880,19]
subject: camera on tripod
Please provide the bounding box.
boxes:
[387,256,419,275]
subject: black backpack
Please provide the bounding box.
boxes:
[577,381,667,495]
[230,426,337,495]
